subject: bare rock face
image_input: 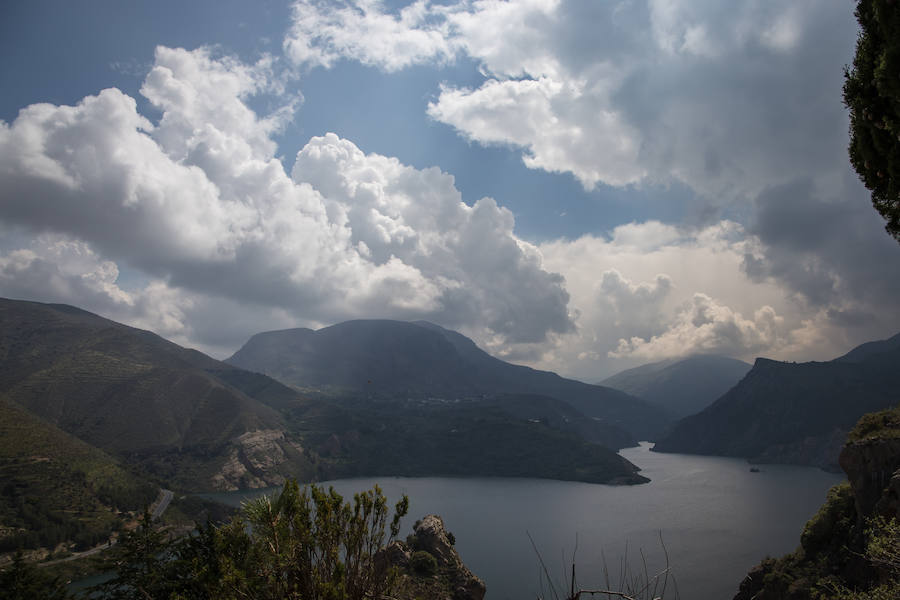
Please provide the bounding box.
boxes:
[211,448,267,491]
[875,468,900,517]
[237,429,286,471]
[839,437,900,520]
[211,429,290,491]
[389,514,486,600]
[412,514,457,565]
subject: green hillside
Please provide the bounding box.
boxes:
[0,398,155,553]
[0,298,326,492]
[297,394,647,484]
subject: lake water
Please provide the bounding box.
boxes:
[205,443,845,599]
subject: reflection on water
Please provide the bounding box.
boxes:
[202,443,844,599]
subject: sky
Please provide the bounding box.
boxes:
[1,0,899,381]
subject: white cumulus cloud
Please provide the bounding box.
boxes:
[609,292,784,360]
[0,45,573,356]
[534,218,900,380]
[285,0,855,199]
[285,0,459,71]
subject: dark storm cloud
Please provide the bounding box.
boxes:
[745,176,900,329]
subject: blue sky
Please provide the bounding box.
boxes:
[0,0,686,241]
[1,0,899,379]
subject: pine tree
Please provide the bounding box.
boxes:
[844,0,900,241]
[0,550,70,600]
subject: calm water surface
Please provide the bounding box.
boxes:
[206,443,845,599]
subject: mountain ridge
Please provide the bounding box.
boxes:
[653,333,900,470]
[227,319,671,444]
[0,299,648,497]
[600,354,752,419]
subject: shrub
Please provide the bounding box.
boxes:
[410,550,438,576]
[800,481,855,559]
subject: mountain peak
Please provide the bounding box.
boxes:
[600,353,751,419]
[227,319,672,443]
[834,331,900,363]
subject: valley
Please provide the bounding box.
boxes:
[0,298,657,564]
[2,296,899,599]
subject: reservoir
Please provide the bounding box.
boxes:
[208,443,845,599]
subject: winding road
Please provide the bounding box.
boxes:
[38,488,173,567]
[151,489,174,521]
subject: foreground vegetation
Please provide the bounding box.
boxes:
[844,0,900,241]
[2,482,410,600]
[735,486,900,599]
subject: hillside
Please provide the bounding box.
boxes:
[0,398,156,554]
[600,354,751,419]
[653,333,900,471]
[227,320,670,443]
[0,298,319,492]
[0,299,647,491]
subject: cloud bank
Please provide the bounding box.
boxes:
[279,0,900,378]
[285,0,855,199]
[0,46,572,355]
[2,1,899,380]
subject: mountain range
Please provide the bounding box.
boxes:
[226,319,671,442]
[653,332,900,471]
[9,294,897,561]
[599,354,752,419]
[0,298,651,510]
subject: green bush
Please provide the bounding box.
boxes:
[410,550,438,576]
[847,406,900,442]
[800,481,855,558]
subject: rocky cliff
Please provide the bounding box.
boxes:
[840,437,900,520]
[734,406,900,599]
[387,514,486,600]
[654,335,900,471]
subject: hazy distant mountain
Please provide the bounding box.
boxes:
[834,331,900,363]
[0,299,648,492]
[227,319,671,443]
[652,333,900,471]
[600,355,752,419]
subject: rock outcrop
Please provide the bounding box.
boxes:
[839,437,900,519]
[388,514,486,600]
[211,429,296,491]
[733,406,900,599]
